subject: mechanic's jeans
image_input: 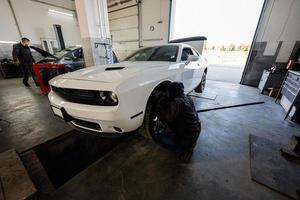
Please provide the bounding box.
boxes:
[153,131,197,155]
[21,63,37,84]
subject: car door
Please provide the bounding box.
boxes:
[180,47,200,93]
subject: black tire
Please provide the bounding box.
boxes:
[195,70,207,93]
[65,67,73,73]
[139,90,166,139]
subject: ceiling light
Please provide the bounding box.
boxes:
[0,40,17,44]
[48,9,73,17]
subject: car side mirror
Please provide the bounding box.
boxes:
[185,55,199,65]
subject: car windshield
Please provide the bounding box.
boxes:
[124,45,178,62]
[54,48,73,58]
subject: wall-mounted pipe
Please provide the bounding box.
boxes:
[137,0,143,47]
[168,0,172,42]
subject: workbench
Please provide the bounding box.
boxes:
[277,70,300,121]
[258,69,285,94]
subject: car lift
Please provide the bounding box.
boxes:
[33,63,66,94]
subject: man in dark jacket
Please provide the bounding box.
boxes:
[154,82,201,162]
[13,37,37,87]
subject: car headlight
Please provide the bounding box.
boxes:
[99,91,118,106]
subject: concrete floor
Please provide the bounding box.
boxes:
[0,78,71,153]
[51,81,299,200]
[207,64,244,83]
[1,78,300,200]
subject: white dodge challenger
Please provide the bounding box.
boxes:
[48,43,207,138]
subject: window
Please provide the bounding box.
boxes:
[192,48,202,62]
[73,48,83,58]
[192,48,200,56]
[41,38,58,54]
[125,45,178,62]
[181,48,194,61]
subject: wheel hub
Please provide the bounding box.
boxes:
[152,116,166,135]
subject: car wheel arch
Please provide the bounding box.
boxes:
[138,80,172,138]
[145,80,172,110]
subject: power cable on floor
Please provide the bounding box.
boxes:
[197,101,265,113]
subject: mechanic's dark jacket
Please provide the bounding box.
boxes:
[12,42,35,64]
[157,83,201,147]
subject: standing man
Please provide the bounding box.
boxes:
[13,37,37,87]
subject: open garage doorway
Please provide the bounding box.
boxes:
[170,0,265,83]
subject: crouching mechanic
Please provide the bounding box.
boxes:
[153,82,201,162]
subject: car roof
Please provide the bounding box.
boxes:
[140,43,193,49]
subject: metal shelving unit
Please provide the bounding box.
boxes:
[276,70,300,121]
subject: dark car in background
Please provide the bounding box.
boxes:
[31,46,119,72]
[0,46,119,79]
[31,46,85,72]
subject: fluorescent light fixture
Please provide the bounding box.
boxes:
[48,9,73,17]
[0,40,17,44]
[76,45,82,47]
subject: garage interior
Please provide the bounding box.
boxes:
[0,0,300,200]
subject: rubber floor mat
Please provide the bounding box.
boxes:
[249,134,300,199]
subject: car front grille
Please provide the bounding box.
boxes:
[51,86,102,106]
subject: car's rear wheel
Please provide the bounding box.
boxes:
[195,70,207,93]
[139,91,166,139]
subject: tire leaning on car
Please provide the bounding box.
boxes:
[139,90,166,139]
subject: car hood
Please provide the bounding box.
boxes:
[59,61,172,83]
[30,46,57,59]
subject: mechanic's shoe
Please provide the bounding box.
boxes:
[178,149,194,163]
[23,82,31,87]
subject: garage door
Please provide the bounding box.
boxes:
[108,0,140,60]
[141,0,170,47]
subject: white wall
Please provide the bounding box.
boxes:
[37,0,76,10]
[0,0,81,47]
[12,0,81,46]
[0,0,21,41]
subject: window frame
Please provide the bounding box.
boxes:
[181,47,194,61]
[124,45,179,62]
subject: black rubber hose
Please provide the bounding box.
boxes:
[197,101,265,113]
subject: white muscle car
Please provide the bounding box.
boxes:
[48,43,208,138]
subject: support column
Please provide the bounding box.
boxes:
[75,0,113,67]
